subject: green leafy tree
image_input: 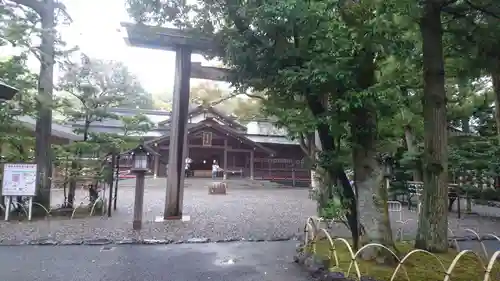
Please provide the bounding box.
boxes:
[126,0,500,256]
[1,0,75,209]
[120,113,154,150]
[412,0,500,252]
[59,54,151,121]
[57,54,147,207]
[0,55,38,207]
[121,114,154,137]
[189,82,263,119]
[126,0,406,260]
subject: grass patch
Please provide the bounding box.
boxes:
[313,239,500,281]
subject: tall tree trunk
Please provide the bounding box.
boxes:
[299,134,319,189]
[34,0,55,210]
[306,96,360,250]
[352,105,397,264]
[491,69,500,143]
[457,77,471,134]
[491,67,500,190]
[311,170,319,188]
[404,125,422,181]
[311,132,321,189]
[67,161,77,207]
[415,1,449,253]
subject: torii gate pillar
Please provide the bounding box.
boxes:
[122,23,216,219]
[164,47,191,219]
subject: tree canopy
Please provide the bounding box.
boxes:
[126,0,500,256]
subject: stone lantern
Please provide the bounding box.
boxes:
[130,144,150,172]
[130,143,158,230]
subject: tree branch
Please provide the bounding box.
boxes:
[54,1,73,23]
[298,132,318,160]
[226,3,265,48]
[465,0,500,19]
[440,0,459,8]
[10,0,43,15]
[244,93,266,100]
[297,132,310,156]
[0,37,42,61]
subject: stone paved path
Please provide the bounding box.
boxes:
[0,178,499,245]
[0,241,313,281]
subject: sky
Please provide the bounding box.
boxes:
[27,0,226,95]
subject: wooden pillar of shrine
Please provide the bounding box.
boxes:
[250,150,255,180]
[223,138,228,171]
[153,153,160,178]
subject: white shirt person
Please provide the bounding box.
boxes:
[212,160,221,179]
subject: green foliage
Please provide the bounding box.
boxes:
[50,53,155,206]
[58,54,152,122]
[449,136,500,174]
[0,55,37,162]
[121,113,154,137]
[1,0,75,65]
[0,1,39,48]
[188,82,265,120]
[318,197,345,221]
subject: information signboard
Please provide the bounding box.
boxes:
[2,163,37,196]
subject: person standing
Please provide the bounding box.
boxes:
[212,160,221,179]
[185,162,190,178]
[185,157,192,177]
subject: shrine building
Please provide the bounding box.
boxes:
[147,105,309,182]
[70,105,311,185]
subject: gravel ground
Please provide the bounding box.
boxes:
[0,178,318,244]
[450,197,500,218]
[1,178,500,245]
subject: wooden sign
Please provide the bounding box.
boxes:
[2,163,37,196]
[202,132,213,146]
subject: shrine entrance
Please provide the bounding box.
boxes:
[189,149,222,173]
[188,146,222,177]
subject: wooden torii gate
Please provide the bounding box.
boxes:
[121,23,231,220]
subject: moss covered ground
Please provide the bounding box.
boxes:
[313,239,500,281]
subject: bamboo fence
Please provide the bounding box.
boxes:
[302,216,500,281]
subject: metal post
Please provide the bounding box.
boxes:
[292,169,296,187]
[28,197,33,221]
[223,139,228,171]
[153,155,159,178]
[4,196,11,221]
[133,171,146,230]
[164,47,192,219]
[250,150,254,180]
